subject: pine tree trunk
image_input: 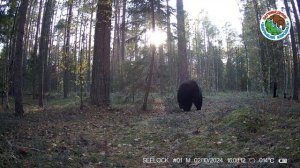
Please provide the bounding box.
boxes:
[142,0,156,111]
[90,0,112,106]
[32,0,43,99]
[4,37,10,109]
[119,0,127,89]
[284,45,291,98]
[296,0,300,14]
[142,49,155,111]
[63,0,73,98]
[77,7,85,94]
[79,27,85,109]
[47,6,56,93]
[166,0,173,86]
[14,0,29,116]
[112,0,120,87]
[120,0,126,62]
[22,0,34,91]
[176,0,189,84]
[87,0,95,92]
[38,0,55,107]
[8,9,18,97]
[157,2,164,94]
[284,0,299,100]
[159,46,164,95]
[253,0,268,94]
[291,0,300,47]
[73,2,80,93]
[242,32,249,94]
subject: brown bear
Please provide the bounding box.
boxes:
[177,80,202,111]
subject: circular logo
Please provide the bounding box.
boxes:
[260,10,291,41]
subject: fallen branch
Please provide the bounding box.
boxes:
[19,146,45,153]
[5,138,46,154]
[92,123,100,128]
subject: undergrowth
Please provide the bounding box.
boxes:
[0,93,299,167]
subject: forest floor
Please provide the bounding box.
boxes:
[0,92,299,168]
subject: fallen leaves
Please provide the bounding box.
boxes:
[0,94,299,167]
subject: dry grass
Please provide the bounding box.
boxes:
[0,93,299,167]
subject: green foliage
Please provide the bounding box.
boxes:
[75,54,88,87]
[162,90,179,113]
[112,55,148,103]
[0,0,16,42]
[111,92,126,104]
[1,92,300,167]
[80,3,96,14]
[189,13,225,92]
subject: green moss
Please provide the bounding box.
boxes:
[220,107,264,134]
[1,93,299,167]
[48,97,79,107]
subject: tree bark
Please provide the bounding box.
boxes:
[14,0,30,116]
[32,0,43,99]
[176,0,189,83]
[296,0,300,14]
[158,45,164,95]
[38,0,55,107]
[166,0,173,84]
[80,27,85,109]
[291,0,300,47]
[242,26,249,94]
[118,0,127,90]
[63,0,73,98]
[73,2,80,93]
[87,0,95,92]
[253,0,268,94]
[112,0,120,87]
[90,0,112,106]
[22,0,34,91]
[142,0,156,111]
[120,0,126,62]
[4,36,10,109]
[284,0,299,100]
[8,9,18,97]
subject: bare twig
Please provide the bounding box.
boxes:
[5,138,45,153]
[20,146,45,153]
[92,123,100,128]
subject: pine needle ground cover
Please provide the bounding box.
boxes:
[0,93,299,167]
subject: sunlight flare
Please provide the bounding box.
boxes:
[146,29,167,47]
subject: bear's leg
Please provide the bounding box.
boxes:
[193,90,202,110]
[183,101,192,111]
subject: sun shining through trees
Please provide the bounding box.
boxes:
[0,0,300,167]
[146,29,167,47]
